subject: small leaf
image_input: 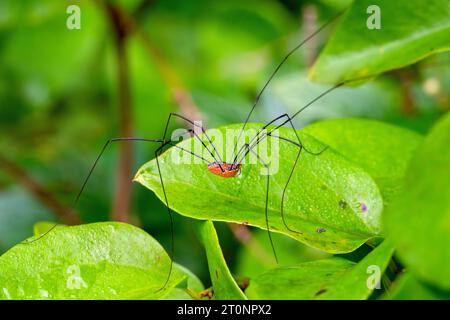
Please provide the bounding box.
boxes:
[245,239,394,299]
[310,0,450,83]
[135,123,384,254]
[384,112,450,289]
[0,222,187,299]
[195,220,247,300]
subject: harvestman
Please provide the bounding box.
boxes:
[24,8,375,290]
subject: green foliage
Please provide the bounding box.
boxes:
[136,122,384,253]
[0,0,448,301]
[245,240,394,299]
[136,119,423,254]
[303,118,423,203]
[310,0,450,83]
[384,272,450,300]
[384,112,450,290]
[0,222,195,299]
[260,73,402,127]
[234,230,330,278]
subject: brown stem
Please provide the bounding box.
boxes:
[0,155,80,225]
[395,69,416,115]
[106,4,203,121]
[106,4,134,222]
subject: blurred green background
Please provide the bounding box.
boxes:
[0,0,448,286]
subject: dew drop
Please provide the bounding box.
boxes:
[2,288,11,300]
[39,289,49,298]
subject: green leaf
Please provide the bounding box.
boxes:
[195,220,247,300]
[310,0,450,83]
[384,272,450,300]
[384,112,450,290]
[0,222,187,299]
[234,230,330,279]
[245,239,394,299]
[135,123,383,253]
[303,118,423,203]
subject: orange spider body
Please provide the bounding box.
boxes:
[207,162,241,178]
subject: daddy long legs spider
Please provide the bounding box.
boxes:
[23,7,379,291]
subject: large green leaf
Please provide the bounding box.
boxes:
[245,239,394,299]
[0,222,189,299]
[384,112,450,290]
[310,0,450,83]
[195,220,247,300]
[135,123,384,254]
[303,118,423,203]
[32,223,203,300]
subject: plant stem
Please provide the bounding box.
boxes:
[108,3,203,121]
[106,3,134,222]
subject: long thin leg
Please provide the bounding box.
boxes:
[244,145,278,264]
[154,140,175,292]
[233,113,304,164]
[234,113,327,165]
[21,136,208,245]
[233,113,287,164]
[230,9,347,161]
[162,112,224,169]
[275,114,328,156]
[268,134,304,234]
[240,126,326,235]
[75,138,162,206]
[266,132,326,234]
